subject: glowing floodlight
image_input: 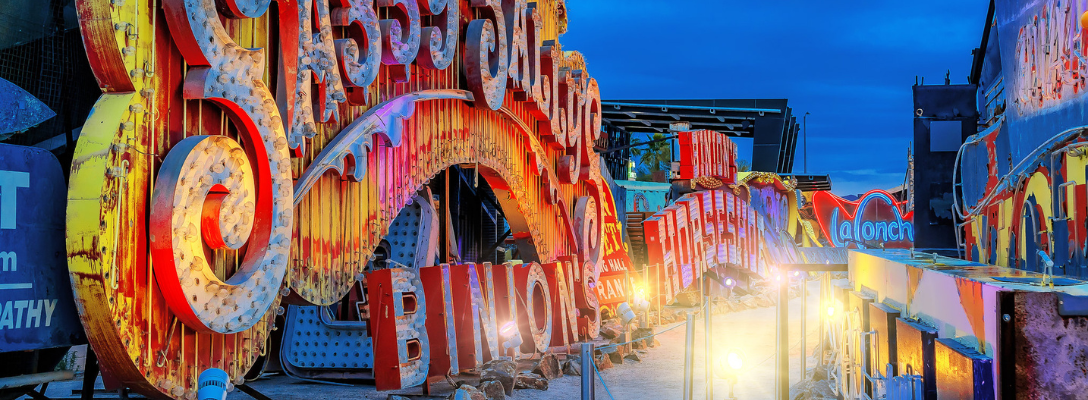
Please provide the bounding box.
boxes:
[827,305,835,317]
[617,302,637,325]
[500,321,517,337]
[500,321,523,350]
[726,352,743,370]
[715,348,746,379]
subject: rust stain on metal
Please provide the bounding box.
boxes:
[953,276,988,353]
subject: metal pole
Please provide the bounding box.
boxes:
[581,343,595,400]
[801,276,807,382]
[641,265,649,329]
[658,265,663,327]
[440,170,449,263]
[705,295,714,400]
[683,312,695,400]
[820,272,830,367]
[777,276,789,400]
[625,269,631,304]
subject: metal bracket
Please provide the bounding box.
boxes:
[1057,293,1088,317]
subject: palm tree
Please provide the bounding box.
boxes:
[630,133,673,182]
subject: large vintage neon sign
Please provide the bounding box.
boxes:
[69,0,615,397]
[812,190,914,248]
[1010,0,1088,115]
[677,130,737,183]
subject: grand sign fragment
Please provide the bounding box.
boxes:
[70,0,614,397]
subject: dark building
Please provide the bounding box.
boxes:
[912,83,978,253]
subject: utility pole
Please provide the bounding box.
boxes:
[803,112,811,174]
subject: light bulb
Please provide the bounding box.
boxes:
[727,352,743,370]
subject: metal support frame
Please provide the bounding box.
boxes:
[235,384,273,400]
[776,276,788,400]
[581,343,595,400]
[23,384,51,400]
[683,312,695,400]
[818,272,829,368]
[801,276,807,381]
[82,349,98,400]
[596,134,678,155]
[704,295,714,400]
[777,264,848,400]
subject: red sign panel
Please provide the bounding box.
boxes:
[678,130,738,183]
[812,190,914,249]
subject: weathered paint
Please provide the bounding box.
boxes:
[838,249,1088,398]
[812,190,914,249]
[0,78,55,134]
[677,129,737,183]
[639,175,816,301]
[0,144,84,352]
[70,0,615,397]
[961,0,1088,279]
[615,180,670,213]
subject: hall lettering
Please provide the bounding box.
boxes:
[0,299,58,330]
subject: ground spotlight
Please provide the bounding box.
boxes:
[198,368,230,400]
[726,352,743,370]
[715,348,746,379]
[826,305,835,317]
[617,302,637,325]
[500,321,522,350]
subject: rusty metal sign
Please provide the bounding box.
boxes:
[0,144,84,352]
[69,0,615,397]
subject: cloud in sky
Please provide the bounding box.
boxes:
[562,0,989,196]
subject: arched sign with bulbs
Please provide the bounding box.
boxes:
[67,0,624,397]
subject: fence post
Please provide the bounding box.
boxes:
[777,274,789,400]
[705,296,714,400]
[801,276,807,381]
[652,264,661,326]
[641,266,649,329]
[581,343,595,400]
[683,312,695,400]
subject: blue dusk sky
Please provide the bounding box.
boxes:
[562,0,989,196]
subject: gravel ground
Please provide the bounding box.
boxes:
[28,280,825,400]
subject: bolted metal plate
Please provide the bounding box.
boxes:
[281,306,373,370]
[387,201,423,268]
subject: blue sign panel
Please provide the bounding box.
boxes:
[0,144,85,351]
[994,0,1088,167]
